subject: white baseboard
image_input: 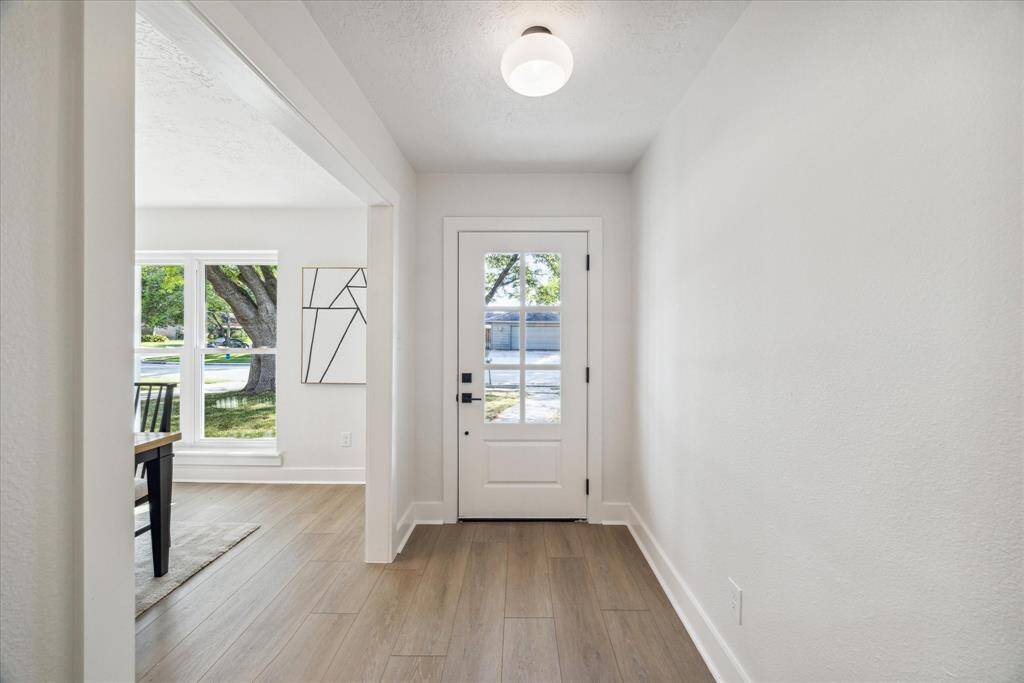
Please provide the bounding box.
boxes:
[411,500,445,524]
[394,501,445,556]
[624,504,751,683]
[173,466,365,484]
[391,500,462,557]
[600,501,632,524]
[395,502,416,556]
[175,450,282,468]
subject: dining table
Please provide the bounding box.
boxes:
[135,431,180,577]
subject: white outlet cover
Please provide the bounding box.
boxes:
[341,431,352,447]
[729,577,742,625]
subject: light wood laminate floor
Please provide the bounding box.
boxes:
[136,483,713,682]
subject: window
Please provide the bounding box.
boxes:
[482,251,561,424]
[135,264,184,432]
[135,252,278,448]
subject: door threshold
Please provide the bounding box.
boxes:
[458,517,586,523]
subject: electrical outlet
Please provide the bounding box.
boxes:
[340,431,352,447]
[729,578,742,625]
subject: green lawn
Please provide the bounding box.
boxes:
[485,390,518,421]
[204,390,276,438]
[145,391,276,439]
[203,353,252,364]
[143,394,185,433]
[142,351,250,364]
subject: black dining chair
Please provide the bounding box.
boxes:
[134,382,176,536]
[135,381,176,433]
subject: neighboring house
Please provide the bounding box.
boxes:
[486,310,559,351]
[153,325,183,339]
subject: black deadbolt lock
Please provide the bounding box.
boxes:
[461,372,472,383]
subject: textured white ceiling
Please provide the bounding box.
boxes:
[135,14,360,208]
[304,0,748,172]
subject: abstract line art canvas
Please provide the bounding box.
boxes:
[301,267,367,384]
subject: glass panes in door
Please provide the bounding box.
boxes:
[525,252,560,305]
[525,370,561,423]
[482,252,563,424]
[525,312,560,364]
[485,369,520,423]
[485,310,519,365]
[484,253,520,307]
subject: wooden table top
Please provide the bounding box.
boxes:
[134,432,182,454]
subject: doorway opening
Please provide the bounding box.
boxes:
[131,5,380,679]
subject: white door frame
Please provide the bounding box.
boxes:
[442,217,605,523]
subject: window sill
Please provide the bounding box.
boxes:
[173,446,282,467]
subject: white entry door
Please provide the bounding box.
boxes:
[458,232,588,519]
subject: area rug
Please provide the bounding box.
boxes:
[135,522,259,617]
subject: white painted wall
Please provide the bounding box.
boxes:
[414,174,633,505]
[136,208,367,482]
[630,1,1023,681]
[0,3,84,679]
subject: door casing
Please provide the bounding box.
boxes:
[441,217,605,524]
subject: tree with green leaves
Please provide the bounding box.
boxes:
[204,279,234,342]
[140,265,184,334]
[484,253,560,305]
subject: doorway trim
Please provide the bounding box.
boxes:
[441,217,605,523]
[83,2,136,678]
[155,0,402,563]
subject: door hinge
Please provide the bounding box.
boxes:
[585,366,590,383]
[586,253,590,270]
[585,478,590,495]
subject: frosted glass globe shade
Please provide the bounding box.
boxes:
[500,30,573,97]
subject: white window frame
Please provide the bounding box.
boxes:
[135,250,278,454]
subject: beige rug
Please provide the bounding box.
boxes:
[135,521,259,617]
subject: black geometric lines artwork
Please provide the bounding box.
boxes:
[301,267,367,384]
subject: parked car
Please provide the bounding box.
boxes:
[207,337,250,348]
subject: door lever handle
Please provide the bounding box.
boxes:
[461,392,483,404]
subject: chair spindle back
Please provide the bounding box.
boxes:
[134,382,177,433]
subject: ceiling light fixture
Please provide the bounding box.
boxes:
[500,26,573,97]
